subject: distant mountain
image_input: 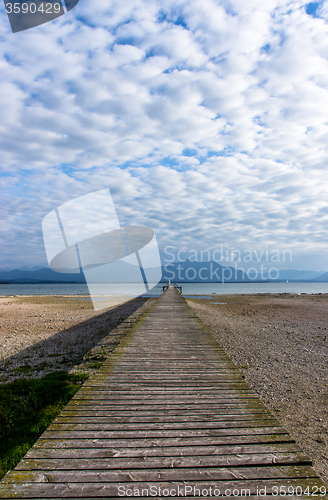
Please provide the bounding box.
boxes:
[16,265,45,271]
[162,261,246,282]
[162,262,327,283]
[0,262,245,284]
[0,263,326,284]
[264,269,323,281]
[314,272,328,282]
[0,267,86,284]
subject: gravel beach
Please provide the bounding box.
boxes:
[187,293,328,485]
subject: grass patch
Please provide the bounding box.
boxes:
[0,370,89,480]
[12,365,33,374]
[88,362,103,369]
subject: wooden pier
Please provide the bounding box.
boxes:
[0,286,327,498]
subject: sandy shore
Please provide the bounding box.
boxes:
[0,295,156,382]
[186,293,328,486]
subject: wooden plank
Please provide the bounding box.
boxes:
[59,408,271,417]
[64,403,270,412]
[54,413,273,423]
[69,389,261,396]
[68,400,264,408]
[16,452,312,471]
[81,383,252,389]
[98,373,244,378]
[84,382,249,389]
[46,420,279,432]
[0,478,326,498]
[25,442,304,459]
[3,465,320,482]
[33,434,294,449]
[103,360,235,364]
[64,399,269,407]
[59,410,271,419]
[74,387,254,396]
[107,367,238,371]
[79,386,253,392]
[41,426,288,439]
[68,396,262,403]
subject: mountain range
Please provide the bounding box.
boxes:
[0,262,327,283]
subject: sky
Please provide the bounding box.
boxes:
[1,0,328,271]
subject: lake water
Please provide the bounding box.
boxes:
[1,281,328,297]
[178,282,328,295]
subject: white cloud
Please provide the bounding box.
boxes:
[1,0,328,269]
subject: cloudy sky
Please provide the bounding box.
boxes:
[1,0,328,271]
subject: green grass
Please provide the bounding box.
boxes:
[88,361,104,369]
[0,371,89,480]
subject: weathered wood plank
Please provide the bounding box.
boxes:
[0,478,326,498]
[80,386,250,393]
[80,384,252,390]
[16,452,311,471]
[64,403,269,411]
[54,414,273,423]
[41,426,288,439]
[72,392,260,400]
[46,420,279,432]
[70,392,260,400]
[24,442,304,459]
[59,409,272,418]
[92,376,245,381]
[81,384,252,391]
[69,386,260,393]
[33,434,294,449]
[106,371,242,376]
[63,406,271,415]
[67,398,263,405]
[3,465,320,483]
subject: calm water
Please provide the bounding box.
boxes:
[178,282,328,295]
[1,281,328,297]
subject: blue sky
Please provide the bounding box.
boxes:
[1,0,328,271]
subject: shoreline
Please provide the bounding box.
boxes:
[2,292,328,300]
[2,279,328,299]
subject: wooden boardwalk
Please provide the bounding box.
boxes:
[0,286,327,499]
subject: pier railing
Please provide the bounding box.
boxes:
[162,282,182,294]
